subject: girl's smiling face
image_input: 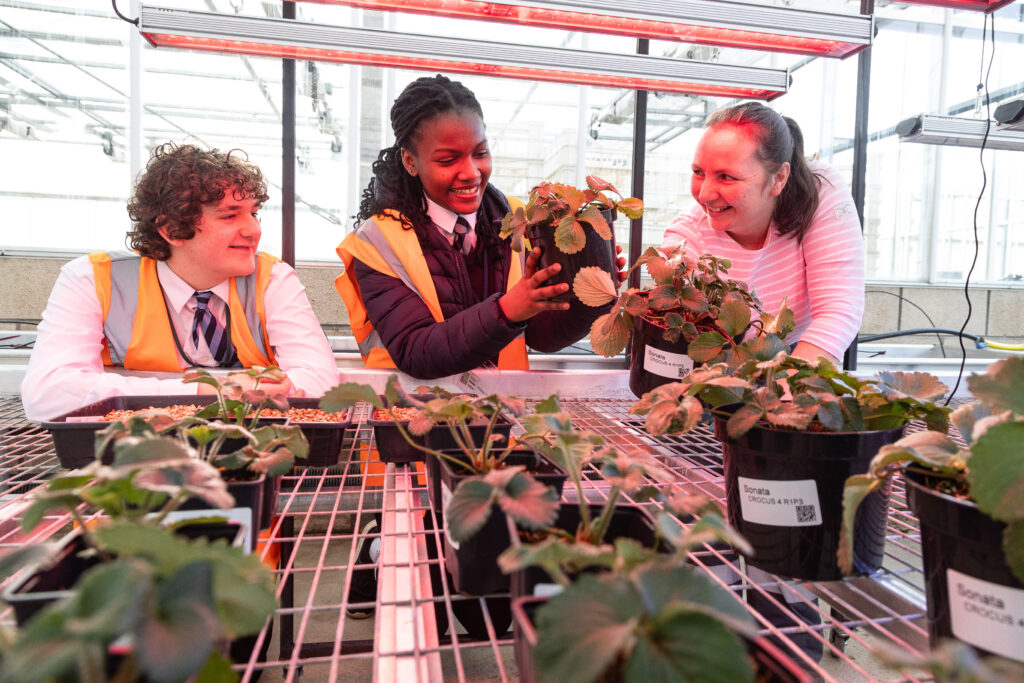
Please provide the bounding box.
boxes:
[401,110,492,216]
[690,123,790,249]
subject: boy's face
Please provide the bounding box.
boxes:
[400,110,492,216]
[161,193,262,290]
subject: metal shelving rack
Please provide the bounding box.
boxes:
[0,395,939,682]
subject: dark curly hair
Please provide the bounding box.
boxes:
[706,102,826,242]
[126,142,269,260]
[355,74,484,235]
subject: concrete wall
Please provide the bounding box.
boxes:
[3,256,1022,344]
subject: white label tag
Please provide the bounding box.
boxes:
[643,346,694,380]
[534,583,563,598]
[947,568,1024,662]
[736,477,822,527]
[441,482,459,550]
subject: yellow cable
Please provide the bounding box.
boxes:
[984,339,1024,351]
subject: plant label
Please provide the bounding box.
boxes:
[947,569,1024,662]
[736,477,822,527]
[643,346,693,380]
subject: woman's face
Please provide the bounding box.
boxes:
[401,110,492,216]
[690,124,789,248]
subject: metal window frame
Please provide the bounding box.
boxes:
[295,0,874,59]
[138,6,790,100]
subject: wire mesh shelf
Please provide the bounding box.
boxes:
[0,394,944,682]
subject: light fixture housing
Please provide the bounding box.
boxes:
[139,6,791,100]
[296,0,874,59]
[994,99,1024,132]
[896,113,1024,152]
[896,0,1016,12]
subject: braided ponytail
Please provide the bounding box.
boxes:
[355,74,485,233]
[706,102,823,241]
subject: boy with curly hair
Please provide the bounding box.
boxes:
[22,142,337,421]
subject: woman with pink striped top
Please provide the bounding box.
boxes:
[663,102,864,365]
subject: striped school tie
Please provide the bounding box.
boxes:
[453,216,470,254]
[191,290,237,367]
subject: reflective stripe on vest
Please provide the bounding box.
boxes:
[90,251,277,371]
[335,204,528,370]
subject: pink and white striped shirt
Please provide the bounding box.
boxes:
[663,162,864,360]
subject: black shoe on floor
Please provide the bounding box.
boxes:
[346,517,380,619]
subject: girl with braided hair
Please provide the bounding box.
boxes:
[336,74,609,379]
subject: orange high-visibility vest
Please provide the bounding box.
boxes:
[335,204,528,370]
[89,251,277,371]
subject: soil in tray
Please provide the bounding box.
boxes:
[98,404,337,422]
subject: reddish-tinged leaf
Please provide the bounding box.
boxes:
[497,471,559,529]
[586,175,618,194]
[674,285,710,313]
[407,413,434,436]
[644,401,681,436]
[621,290,648,316]
[641,247,676,283]
[573,267,618,307]
[616,196,644,219]
[590,311,631,358]
[717,299,751,339]
[688,332,728,364]
[579,205,612,241]
[838,474,880,574]
[445,478,496,543]
[967,357,1024,414]
[647,284,681,310]
[554,215,586,254]
[726,404,764,440]
[876,371,949,402]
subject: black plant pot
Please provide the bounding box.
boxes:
[43,395,220,469]
[3,521,245,626]
[628,311,695,398]
[904,467,1024,663]
[285,397,351,467]
[423,421,514,513]
[372,397,513,466]
[525,208,616,305]
[436,450,567,596]
[179,473,267,551]
[509,504,660,602]
[369,414,428,465]
[714,409,902,581]
[511,595,810,683]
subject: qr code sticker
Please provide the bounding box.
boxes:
[796,504,817,523]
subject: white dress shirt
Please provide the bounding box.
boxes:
[424,194,477,254]
[21,255,339,421]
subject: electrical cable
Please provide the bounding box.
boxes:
[858,328,983,346]
[864,290,947,358]
[111,0,138,26]
[858,328,1024,353]
[946,13,996,406]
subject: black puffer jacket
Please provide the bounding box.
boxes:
[352,184,608,379]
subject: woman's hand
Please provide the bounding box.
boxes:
[499,247,570,323]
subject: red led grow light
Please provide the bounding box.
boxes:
[143,33,787,100]
[299,0,872,58]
